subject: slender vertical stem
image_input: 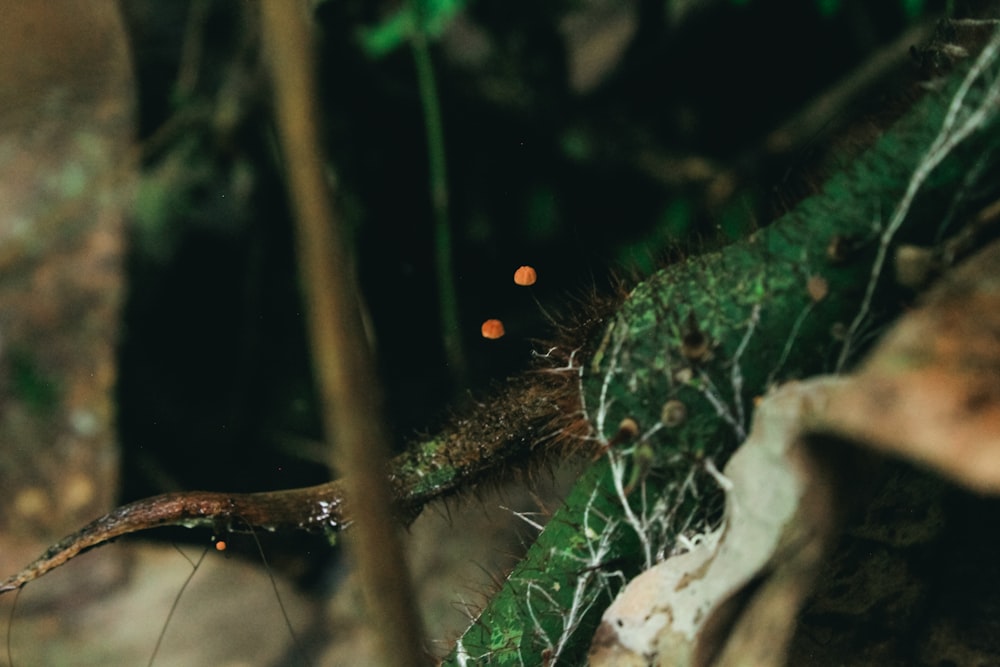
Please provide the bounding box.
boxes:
[259,3,428,665]
[411,8,466,385]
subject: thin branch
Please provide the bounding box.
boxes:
[260,2,427,665]
[411,3,465,385]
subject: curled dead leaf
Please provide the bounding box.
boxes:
[589,379,856,667]
[818,238,1000,494]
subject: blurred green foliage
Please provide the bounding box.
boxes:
[359,0,466,57]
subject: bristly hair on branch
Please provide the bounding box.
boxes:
[0,284,619,596]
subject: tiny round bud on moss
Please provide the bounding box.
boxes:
[894,244,936,289]
[807,275,829,302]
[681,331,710,361]
[826,235,856,263]
[680,313,712,362]
[660,399,687,427]
[617,417,640,440]
[601,416,641,451]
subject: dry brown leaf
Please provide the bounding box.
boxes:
[818,238,1000,493]
[589,379,856,667]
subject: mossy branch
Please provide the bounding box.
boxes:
[443,32,1000,665]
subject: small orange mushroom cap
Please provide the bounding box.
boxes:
[513,265,537,286]
[215,540,227,552]
[481,318,505,339]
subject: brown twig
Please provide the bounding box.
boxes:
[259,2,428,665]
[0,483,348,594]
[0,370,578,595]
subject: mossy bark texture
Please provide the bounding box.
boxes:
[443,46,1000,665]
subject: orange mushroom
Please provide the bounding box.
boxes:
[481,318,505,339]
[513,265,537,286]
[215,540,227,552]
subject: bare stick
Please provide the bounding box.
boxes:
[260,2,428,665]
